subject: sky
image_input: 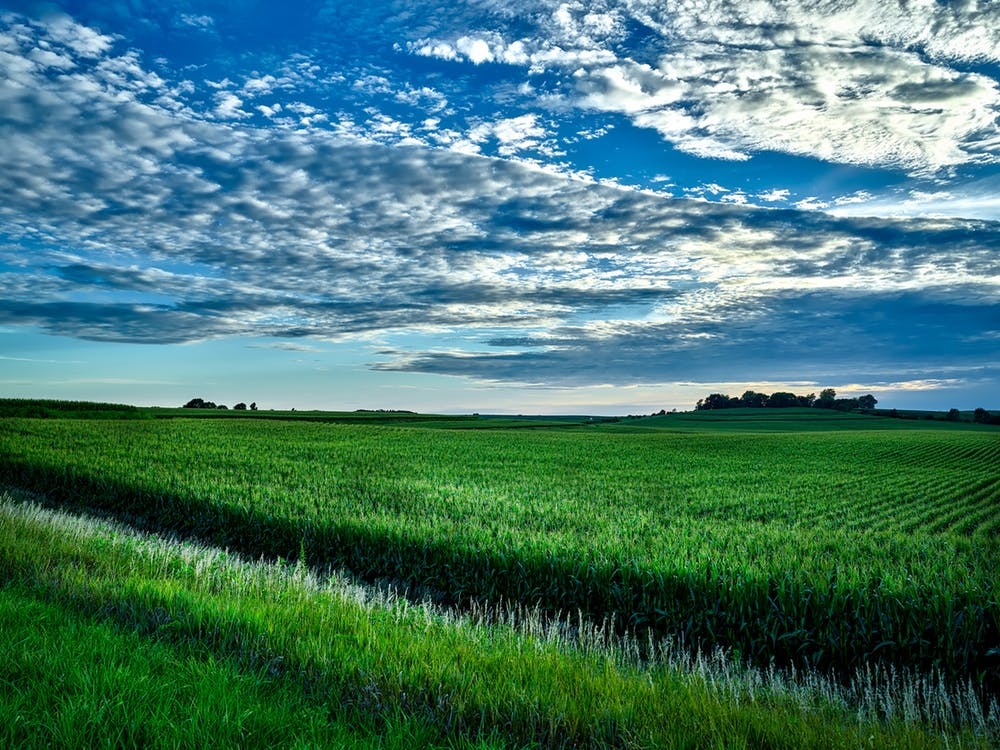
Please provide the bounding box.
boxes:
[1,0,999,414]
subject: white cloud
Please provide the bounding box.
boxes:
[179,14,214,30]
[575,61,684,114]
[28,46,75,69]
[42,13,114,57]
[404,0,1000,175]
[794,197,831,211]
[353,74,393,94]
[395,85,448,112]
[413,40,459,61]
[829,185,1000,221]
[214,91,249,119]
[833,191,875,207]
[501,40,530,65]
[756,189,790,203]
[467,113,554,157]
[242,74,277,96]
[456,36,494,64]
[610,40,997,172]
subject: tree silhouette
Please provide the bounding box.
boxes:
[183,398,216,409]
[858,394,878,410]
[740,390,768,408]
[815,388,837,408]
[766,391,799,408]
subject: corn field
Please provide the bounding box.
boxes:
[1,414,997,700]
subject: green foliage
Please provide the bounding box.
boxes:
[816,388,838,408]
[974,408,1000,425]
[0,398,146,420]
[632,408,997,432]
[0,584,450,749]
[695,388,879,411]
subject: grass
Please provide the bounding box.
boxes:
[2,494,993,749]
[0,588,458,750]
[1,406,998,746]
[621,408,998,432]
[3,415,997,683]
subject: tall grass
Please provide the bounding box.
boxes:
[3,494,995,748]
[0,589,460,749]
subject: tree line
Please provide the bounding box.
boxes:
[695,388,877,412]
[951,407,1000,425]
[183,398,256,411]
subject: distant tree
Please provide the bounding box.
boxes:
[184,398,218,409]
[217,404,228,410]
[233,402,247,410]
[697,393,739,410]
[766,391,799,408]
[857,394,878,410]
[946,408,961,421]
[815,388,837,409]
[740,390,769,408]
[832,397,860,412]
[693,388,878,413]
[974,407,992,423]
[250,402,257,411]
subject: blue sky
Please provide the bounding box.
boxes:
[1,0,998,413]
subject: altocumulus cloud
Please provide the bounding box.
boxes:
[409,0,1000,174]
[1,8,999,393]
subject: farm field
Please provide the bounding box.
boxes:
[1,406,998,747]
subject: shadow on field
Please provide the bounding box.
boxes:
[2,456,997,699]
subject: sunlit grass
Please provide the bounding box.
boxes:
[3,495,994,748]
[0,584,463,748]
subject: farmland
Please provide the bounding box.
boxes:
[1,405,998,747]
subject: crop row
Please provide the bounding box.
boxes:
[1,417,997,693]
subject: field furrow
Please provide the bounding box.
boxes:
[887,475,985,534]
[948,477,1000,536]
[918,478,1000,535]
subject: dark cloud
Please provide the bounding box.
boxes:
[378,292,1000,386]
[0,300,218,344]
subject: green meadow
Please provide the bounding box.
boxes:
[1,403,998,747]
